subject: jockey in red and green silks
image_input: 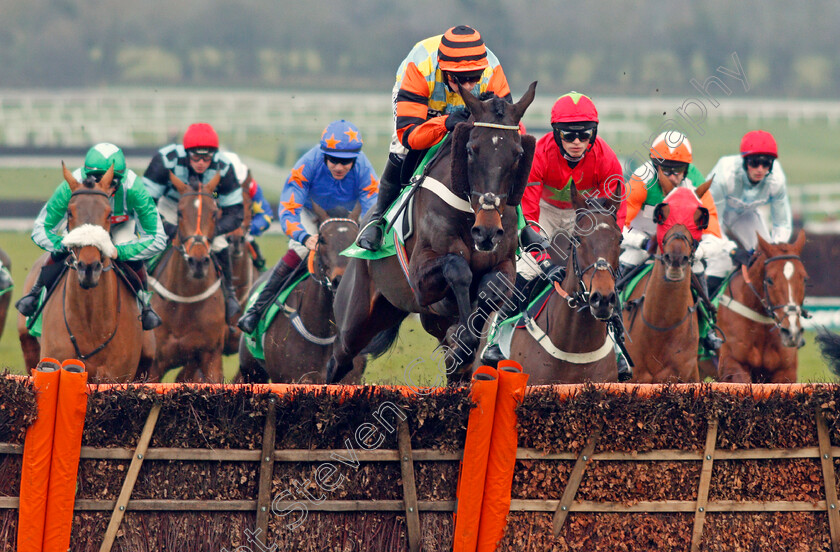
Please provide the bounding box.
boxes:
[17,142,167,330]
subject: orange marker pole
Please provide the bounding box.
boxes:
[453,365,499,552]
[477,360,529,551]
[17,359,62,552]
[42,360,88,552]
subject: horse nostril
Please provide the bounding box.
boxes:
[606,291,617,306]
[471,227,483,243]
[494,228,504,242]
[590,291,602,305]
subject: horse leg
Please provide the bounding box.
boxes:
[199,351,224,383]
[136,331,156,381]
[718,354,752,383]
[238,335,269,383]
[18,325,40,374]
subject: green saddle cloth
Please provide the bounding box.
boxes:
[243,272,310,361]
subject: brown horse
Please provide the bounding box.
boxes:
[17,165,153,381]
[327,82,538,385]
[147,172,227,383]
[715,230,808,383]
[0,248,11,344]
[238,204,365,383]
[622,181,712,383]
[500,186,623,384]
[223,171,256,354]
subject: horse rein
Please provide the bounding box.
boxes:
[175,190,217,259]
[307,217,359,291]
[735,253,811,329]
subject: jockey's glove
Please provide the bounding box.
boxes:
[622,227,650,250]
[162,221,178,240]
[730,247,752,266]
[445,110,471,132]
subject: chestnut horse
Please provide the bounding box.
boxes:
[715,230,808,382]
[17,165,153,381]
[147,172,227,383]
[0,248,11,344]
[238,204,365,383]
[327,83,538,384]
[622,182,712,383]
[499,186,623,384]
[223,171,256,354]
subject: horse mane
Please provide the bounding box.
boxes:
[324,206,352,218]
[81,175,98,189]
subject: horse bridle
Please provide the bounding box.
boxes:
[653,230,698,268]
[466,121,521,217]
[175,190,217,259]
[65,187,115,272]
[307,217,359,291]
[741,253,811,328]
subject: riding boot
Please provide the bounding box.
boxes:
[213,248,242,322]
[707,275,725,298]
[694,273,724,352]
[15,252,67,317]
[355,154,405,251]
[616,353,633,382]
[481,274,540,366]
[237,258,297,334]
[249,238,267,272]
[129,263,162,331]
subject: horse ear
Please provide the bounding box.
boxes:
[350,201,362,223]
[512,81,538,122]
[310,200,329,224]
[756,231,772,256]
[792,228,806,253]
[450,123,472,198]
[460,83,482,119]
[658,171,675,196]
[570,179,587,211]
[97,164,115,192]
[62,162,81,193]
[653,203,669,225]
[203,172,222,195]
[169,171,190,194]
[694,206,710,231]
[506,134,536,206]
[695,177,713,199]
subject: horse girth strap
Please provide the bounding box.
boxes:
[420,177,473,213]
[523,314,613,363]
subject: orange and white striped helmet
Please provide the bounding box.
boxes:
[649,131,693,164]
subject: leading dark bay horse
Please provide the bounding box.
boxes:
[714,230,808,383]
[622,181,712,383]
[498,185,623,384]
[17,165,153,381]
[328,82,538,385]
[238,203,365,384]
[146,172,227,383]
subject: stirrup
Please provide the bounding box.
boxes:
[480,343,505,367]
[355,219,384,251]
[15,292,40,317]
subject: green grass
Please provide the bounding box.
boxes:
[0,225,835,384]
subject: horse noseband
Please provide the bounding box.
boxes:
[476,192,501,211]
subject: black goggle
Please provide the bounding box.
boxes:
[325,155,354,166]
[189,152,214,162]
[746,156,774,169]
[659,165,687,177]
[556,128,594,143]
[449,73,482,85]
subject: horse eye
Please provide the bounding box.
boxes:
[765,277,774,285]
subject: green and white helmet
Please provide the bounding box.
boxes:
[83,142,126,180]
